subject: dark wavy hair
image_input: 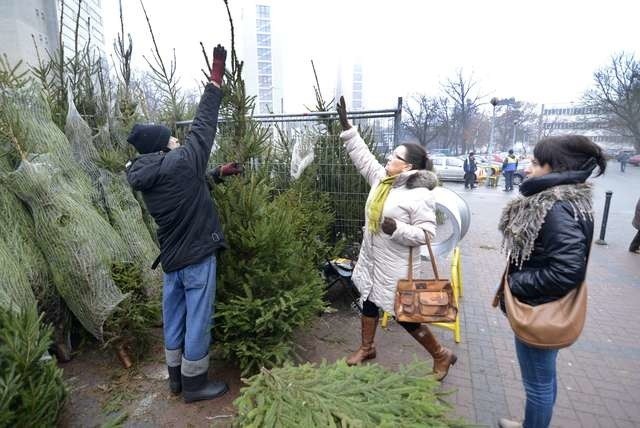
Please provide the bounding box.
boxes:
[533,135,607,176]
[399,143,433,171]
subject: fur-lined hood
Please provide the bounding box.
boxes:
[394,169,438,190]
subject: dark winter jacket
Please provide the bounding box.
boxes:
[633,198,640,230]
[503,171,594,307]
[463,157,477,173]
[126,84,226,273]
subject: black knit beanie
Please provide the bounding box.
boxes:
[127,124,171,154]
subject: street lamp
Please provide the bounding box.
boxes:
[512,119,519,150]
[488,97,499,154]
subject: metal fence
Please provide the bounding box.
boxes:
[176,100,403,243]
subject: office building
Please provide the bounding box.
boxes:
[541,103,635,152]
[237,1,284,114]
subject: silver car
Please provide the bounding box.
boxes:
[431,156,485,182]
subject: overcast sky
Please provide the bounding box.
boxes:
[104,0,640,112]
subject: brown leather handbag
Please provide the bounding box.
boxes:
[394,232,457,323]
[493,260,587,349]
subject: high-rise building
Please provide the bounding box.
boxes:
[57,0,105,58]
[351,64,363,110]
[0,0,104,70]
[237,1,284,114]
[334,62,365,110]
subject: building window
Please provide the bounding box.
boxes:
[258,62,272,75]
[256,19,270,33]
[257,48,271,61]
[259,88,272,100]
[256,5,270,18]
[257,34,271,46]
[259,75,272,87]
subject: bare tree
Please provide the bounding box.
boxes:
[442,70,482,154]
[493,98,539,151]
[402,95,445,147]
[584,52,640,153]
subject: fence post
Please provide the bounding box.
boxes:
[393,97,403,147]
[595,190,613,245]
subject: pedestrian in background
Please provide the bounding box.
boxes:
[463,151,477,189]
[502,149,519,191]
[617,151,630,172]
[630,197,640,253]
[497,135,606,428]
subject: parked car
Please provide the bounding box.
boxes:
[512,159,531,186]
[431,156,486,183]
[629,154,640,166]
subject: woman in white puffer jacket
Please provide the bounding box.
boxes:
[337,97,457,381]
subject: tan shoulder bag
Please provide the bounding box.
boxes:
[394,231,458,323]
[492,260,587,349]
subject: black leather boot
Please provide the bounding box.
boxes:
[182,372,228,403]
[168,365,181,394]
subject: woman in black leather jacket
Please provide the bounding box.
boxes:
[497,135,606,428]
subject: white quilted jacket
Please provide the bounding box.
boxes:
[341,127,438,315]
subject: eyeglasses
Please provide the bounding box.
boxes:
[386,152,408,163]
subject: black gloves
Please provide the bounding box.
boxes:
[381,217,397,235]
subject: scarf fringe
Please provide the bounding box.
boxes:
[499,183,593,267]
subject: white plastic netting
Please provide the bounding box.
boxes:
[0,86,160,340]
[290,130,316,179]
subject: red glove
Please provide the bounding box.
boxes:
[220,162,244,177]
[206,162,243,186]
[210,44,227,87]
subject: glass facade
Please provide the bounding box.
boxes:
[256,4,273,114]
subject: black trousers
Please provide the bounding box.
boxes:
[361,299,419,332]
[504,171,514,190]
[464,172,476,189]
[630,230,640,252]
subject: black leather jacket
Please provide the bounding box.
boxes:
[505,171,594,307]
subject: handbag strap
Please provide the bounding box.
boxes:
[408,229,439,281]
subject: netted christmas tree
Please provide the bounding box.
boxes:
[0,2,161,363]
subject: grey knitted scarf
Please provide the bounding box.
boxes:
[498,183,594,267]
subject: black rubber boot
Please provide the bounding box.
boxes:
[168,365,181,394]
[182,372,228,403]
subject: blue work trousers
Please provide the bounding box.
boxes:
[162,255,217,364]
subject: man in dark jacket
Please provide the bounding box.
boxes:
[126,45,241,403]
[463,151,477,189]
[617,152,630,172]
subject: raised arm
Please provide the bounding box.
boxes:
[182,44,227,177]
[337,96,385,186]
